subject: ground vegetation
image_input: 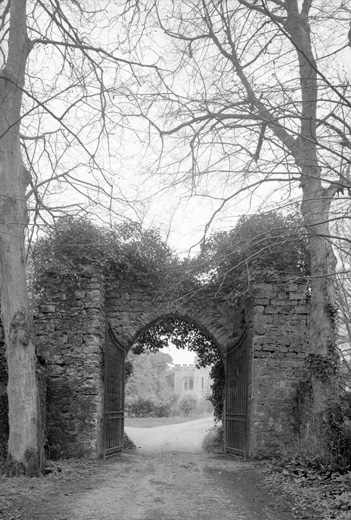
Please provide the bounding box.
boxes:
[178,394,198,417]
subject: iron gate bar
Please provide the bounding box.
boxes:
[224,326,249,458]
[103,321,125,458]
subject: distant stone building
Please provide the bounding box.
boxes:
[165,362,212,399]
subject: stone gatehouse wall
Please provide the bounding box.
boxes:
[34,272,106,459]
[0,272,310,460]
[30,271,245,458]
[249,280,309,457]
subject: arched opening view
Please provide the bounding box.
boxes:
[124,316,223,453]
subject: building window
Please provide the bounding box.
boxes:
[184,380,188,391]
[189,378,194,391]
[202,377,204,389]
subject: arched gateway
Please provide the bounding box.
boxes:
[20,267,309,461]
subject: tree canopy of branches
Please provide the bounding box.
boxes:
[122,0,351,430]
[125,351,172,403]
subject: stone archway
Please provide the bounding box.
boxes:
[105,276,241,359]
[103,275,246,457]
[129,313,223,358]
[30,271,309,460]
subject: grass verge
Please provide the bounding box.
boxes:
[124,414,212,428]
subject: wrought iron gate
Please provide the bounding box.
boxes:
[224,326,249,458]
[103,322,125,457]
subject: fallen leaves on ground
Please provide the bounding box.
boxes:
[0,458,101,520]
[260,457,351,520]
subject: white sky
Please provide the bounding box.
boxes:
[18,2,351,363]
[21,1,303,257]
[161,344,196,365]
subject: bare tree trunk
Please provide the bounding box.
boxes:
[0,0,42,476]
[285,0,339,416]
[301,188,338,412]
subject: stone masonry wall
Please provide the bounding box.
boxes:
[2,272,243,460]
[33,274,310,459]
[35,271,106,459]
[0,272,310,461]
[105,275,241,359]
[249,280,309,457]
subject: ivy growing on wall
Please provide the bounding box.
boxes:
[32,210,311,423]
[305,353,338,383]
[32,216,179,286]
[192,209,310,306]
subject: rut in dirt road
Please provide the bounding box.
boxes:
[70,452,300,520]
[66,418,296,520]
[69,451,296,520]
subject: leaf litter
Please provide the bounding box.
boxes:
[259,456,351,520]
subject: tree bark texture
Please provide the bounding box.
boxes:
[237,0,339,416]
[284,0,339,415]
[0,0,42,476]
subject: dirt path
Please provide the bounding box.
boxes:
[0,419,298,520]
[67,451,295,520]
[125,416,214,452]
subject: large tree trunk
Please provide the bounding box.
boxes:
[287,0,339,424]
[0,0,42,476]
[301,185,339,412]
